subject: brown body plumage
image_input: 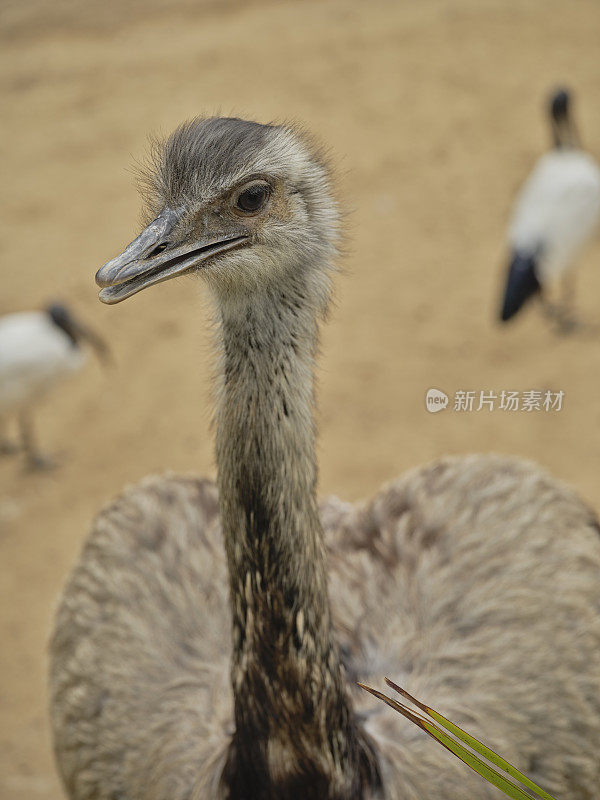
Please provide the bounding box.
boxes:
[49,118,600,799]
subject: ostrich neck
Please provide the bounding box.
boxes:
[215,286,371,797]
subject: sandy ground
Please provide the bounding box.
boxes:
[1,0,600,796]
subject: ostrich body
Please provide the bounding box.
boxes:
[500,89,600,326]
[50,118,600,799]
[0,304,106,467]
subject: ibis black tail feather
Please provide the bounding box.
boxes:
[499,252,541,322]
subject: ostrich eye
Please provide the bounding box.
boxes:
[235,182,271,213]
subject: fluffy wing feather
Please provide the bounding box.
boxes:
[50,455,600,799]
[328,454,600,798]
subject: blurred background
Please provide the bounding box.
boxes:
[1,0,600,797]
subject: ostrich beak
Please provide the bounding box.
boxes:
[95,207,250,304]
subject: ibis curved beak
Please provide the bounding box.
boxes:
[76,321,111,365]
[95,207,250,304]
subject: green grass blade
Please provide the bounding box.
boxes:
[358,683,534,799]
[418,718,541,800]
[359,681,558,800]
[384,678,557,800]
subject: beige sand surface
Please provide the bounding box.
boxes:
[1,0,600,796]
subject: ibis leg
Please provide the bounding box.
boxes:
[19,412,56,470]
[0,418,19,455]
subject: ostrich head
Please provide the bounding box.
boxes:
[96,118,339,310]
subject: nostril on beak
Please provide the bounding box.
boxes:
[147,242,170,258]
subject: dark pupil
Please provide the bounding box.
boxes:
[237,185,267,212]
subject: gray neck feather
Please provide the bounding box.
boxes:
[214,274,375,797]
